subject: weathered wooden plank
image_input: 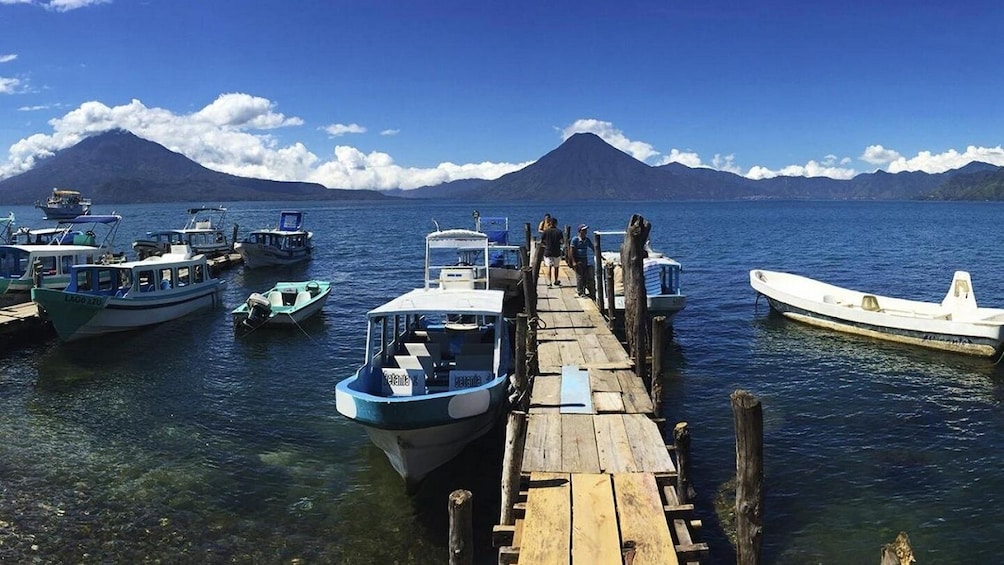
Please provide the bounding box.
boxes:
[536,342,563,375]
[560,414,600,473]
[522,412,563,472]
[597,333,631,362]
[557,339,584,368]
[623,413,675,473]
[520,472,571,564]
[577,333,606,365]
[529,374,562,412]
[613,473,679,565]
[570,473,621,564]
[593,414,637,473]
[616,370,655,414]
[592,391,625,413]
[589,369,622,392]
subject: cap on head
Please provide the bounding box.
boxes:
[577,224,588,232]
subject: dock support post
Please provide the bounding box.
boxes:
[651,315,666,413]
[231,224,239,251]
[594,231,605,312]
[514,314,530,410]
[499,411,527,526]
[622,214,651,384]
[674,422,694,505]
[521,266,539,376]
[448,489,473,565]
[731,390,763,565]
[880,532,914,565]
[523,222,531,253]
[604,264,616,329]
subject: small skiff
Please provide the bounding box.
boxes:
[231,280,331,332]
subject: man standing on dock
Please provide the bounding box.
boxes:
[570,224,595,298]
[541,217,563,287]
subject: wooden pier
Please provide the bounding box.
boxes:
[493,263,707,564]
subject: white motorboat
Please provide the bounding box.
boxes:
[133,206,232,259]
[232,280,331,333]
[35,188,92,220]
[595,230,686,324]
[235,211,312,269]
[750,269,1004,358]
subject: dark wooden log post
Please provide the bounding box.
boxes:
[651,315,666,420]
[499,411,527,526]
[594,231,605,312]
[605,263,617,329]
[880,532,914,565]
[514,314,530,410]
[621,214,651,383]
[521,266,539,376]
[231,224,239,252]
[674,422,694,505]
[530,236,545,288]
[523,222,531,252]
[448,489,473,565]
[731,390,763,565]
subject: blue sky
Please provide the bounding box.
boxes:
[2,0,1004,190]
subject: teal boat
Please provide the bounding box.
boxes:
[231,280,331,332]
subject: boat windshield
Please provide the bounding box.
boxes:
[0,247,30,277]
[67,265,133,295]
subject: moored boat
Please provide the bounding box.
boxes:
[474,212,524,310]
[31,245,226,342]
[0,214,124,298]
[132,206,231,259]
[35,188,92,220]
[334,229,512,488]
[594,230,686,324]
[231,280,331,333]
[235,211,313,269]
[750,269,1004,358]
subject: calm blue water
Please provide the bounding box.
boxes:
[3,200,1004,564]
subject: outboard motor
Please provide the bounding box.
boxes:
[242,292,272,329]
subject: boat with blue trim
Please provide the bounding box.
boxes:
[334,229,512,488]
[232,280,331,333]
[235,211,313,269]
[132,206,232,259]
[31,245,226,342]
[750,269,1004,358]
[35,188,92,220]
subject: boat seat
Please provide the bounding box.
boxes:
[294,290,311,307]
[268,290,284,308]
[454,355,492,372]
[404,342,441,361]
[396,355,435,376]
[861,295,881,312]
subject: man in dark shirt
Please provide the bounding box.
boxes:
[569,224,595,297]
[541,217,563,287]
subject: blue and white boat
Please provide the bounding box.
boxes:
[235,210,313,269]
[474,212,524,301]
[0,214,124,298]
[335,229,512,488]
[133,206,232,259]
[35,188,92,220]
[595,230,686,324]
[31,245,226,342]
[232,280,331,333]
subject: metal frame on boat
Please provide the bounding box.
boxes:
[594,230,686,324]
[35,188,92,220]
[750,269,1004,358]
[235,211,313,269]
[133,206,232,259]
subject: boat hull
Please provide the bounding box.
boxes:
[231,282,330,329]
[235,243,312,269]
[751,269,1004,357]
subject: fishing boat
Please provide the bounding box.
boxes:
[334,229,512,488]
[0,212,14,244]
[750,269,1004,358]
[35,188,92,220]
[133,206,232,259]
[473,212,524,307]
[234,211,313,269]
[31,245,226,342]
[594,230,686,324]
[231,280,331,333]
[0,214,124,298]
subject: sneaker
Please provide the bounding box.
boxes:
[554,280,561,286]
[575,292,584,298]
[546,283,553,288]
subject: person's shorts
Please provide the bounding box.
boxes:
[543,256,558,267]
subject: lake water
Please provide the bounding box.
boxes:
[3,199,1004,564]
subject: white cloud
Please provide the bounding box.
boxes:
[380,129,400,136]
[884,145,1004,174]
[0,77,21,94]
[656,148,702,167]
[18,104,56,111]
[0,95,530,189]
[861,144,902,165]
[712,153,743,175]
[323,123,366,137]
[561,119,660,162]
[0,54,17,64]
[1,0,110,11]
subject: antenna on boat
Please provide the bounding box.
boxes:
[432,219,441,231]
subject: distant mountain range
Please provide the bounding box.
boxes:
[1,129,1001,204]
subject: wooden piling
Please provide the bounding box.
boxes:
[651,315,666,414]
[498,411,527,526]
[731,390,764,565]
[448,489,473,565]
[674,422,693,505]
[604,263,616,329]
[524,222,531,252]
[593,231,605,313]
[514,313,529,410]
[622,214,651,384]
[880,532,914,565]
[231,224,239,251]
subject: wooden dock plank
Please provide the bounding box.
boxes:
[560,414,600,473]
[557,340,583,369]
[589,369,622,393]
[520,472,572,564]
[570,473,621,564]
[592,391,625,414]
[623,414,675,473]
[577,333,607,365]
[530,374,562,412]
[593,414,637,473]
[523,412,563,472]
[613,473,680,565]
[616,370,655,414]
[536,342,563,375]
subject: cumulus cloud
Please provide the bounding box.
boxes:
[323,123,366,137]
[0,95,530,189]
[380,129,400,136]
[0,54,16,64]
[656,148,702,167]
[1,0,110,11]
[0,77,21,94]
[744,159,857,180]
[561,119,660,162]
[884,145,1004,174]
[861,144,902,165]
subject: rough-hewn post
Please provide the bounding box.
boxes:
[523,222,531,252]
[731,390,763,565]
[605,263,616,329]
[880,532,914,565]
[621,215,651,383]
[651,315,666,410]
[593,231,605,312]
[448,489,473,565]
[499,411,527,526]
[674,422,694,505]
[530,236,545,288]
[514,314,529,410]
[231,224,239,251]
[521,266,539,376]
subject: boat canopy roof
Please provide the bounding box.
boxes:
[52,189,81,196]
[427,229,488,249]
[368,288,504,318]
[187,206,226,214]
[278,211,304,231]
